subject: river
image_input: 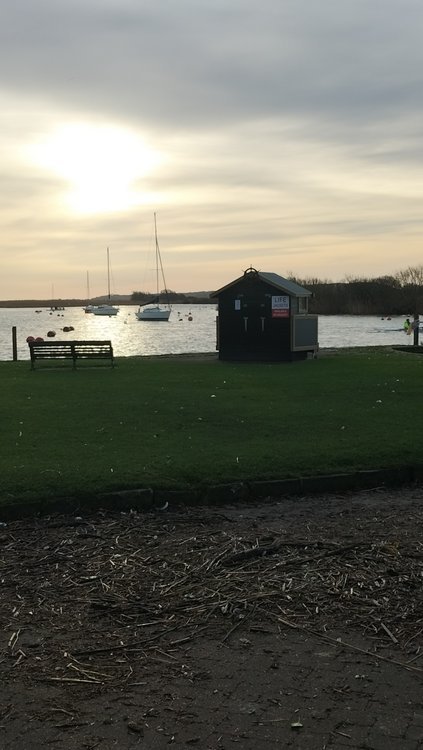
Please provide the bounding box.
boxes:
[0,304,416,361]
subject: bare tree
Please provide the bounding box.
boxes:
[395,265,423,286]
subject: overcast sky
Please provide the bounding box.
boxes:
[1,0,423,299]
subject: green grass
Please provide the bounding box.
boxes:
[1,349,422,504]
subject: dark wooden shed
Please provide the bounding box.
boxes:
[211,267,318,362]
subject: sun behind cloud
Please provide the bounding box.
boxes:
[28,122,161,214]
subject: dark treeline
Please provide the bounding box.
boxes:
[132,265,423,314]
[3,265,423,313]
[131,290,211,305]
[289,265,423,315]
[0,292,211,308]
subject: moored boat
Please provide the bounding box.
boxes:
[91,303,119,316]
[92,249,119,316]
[135,214,171,322]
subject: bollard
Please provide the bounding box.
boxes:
[12,326,17,361]
[413,314,420,347]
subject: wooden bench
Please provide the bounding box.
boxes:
[29,340,114,369]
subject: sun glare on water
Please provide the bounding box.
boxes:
[29,122,161,213]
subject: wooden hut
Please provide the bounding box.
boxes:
[211,267,318,362]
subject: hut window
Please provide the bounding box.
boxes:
[298,297,308,313]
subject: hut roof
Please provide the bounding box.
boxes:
[211,270,312,298]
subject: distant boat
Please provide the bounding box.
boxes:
[135,214,171,322]
[49,283,65,312]
[91,303,119,316]
[92,249,119,316]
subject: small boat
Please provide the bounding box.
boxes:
[136,304,171,321]
[92,249,119,316]
[91,303,119,316]
[135,214,171,322]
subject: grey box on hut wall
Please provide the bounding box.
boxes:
[211,267,318,362]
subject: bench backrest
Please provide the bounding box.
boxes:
[73,342,113,357]
[28,340,113,365]
[29,341,75,358]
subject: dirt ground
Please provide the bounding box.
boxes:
[0,486,422,749]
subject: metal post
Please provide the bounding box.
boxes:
[12,326,17,361]
[413,314,420,346]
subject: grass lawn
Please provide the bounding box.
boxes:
[1,348,422,505]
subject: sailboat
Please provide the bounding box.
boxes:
[92,248,119,316]
[135,214,171,321]
[49,283,65,312]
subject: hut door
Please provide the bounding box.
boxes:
[243,298,266,346]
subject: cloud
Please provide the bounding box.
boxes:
[1,0,423,297]
[2,0,423,130]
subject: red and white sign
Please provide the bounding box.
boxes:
[271,295,290,318]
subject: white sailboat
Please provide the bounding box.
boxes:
[135,214,171,321]
[92,248,119,316]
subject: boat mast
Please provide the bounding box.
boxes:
[153,213,169,305]
[107,247,111,301]
[154,213,159,299]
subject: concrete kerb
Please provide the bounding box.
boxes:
[0,465,420,522]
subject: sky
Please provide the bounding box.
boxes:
[1,0,423,300]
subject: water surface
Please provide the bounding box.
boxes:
[0,305,415,361]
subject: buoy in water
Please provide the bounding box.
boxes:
[26,336,35,343]
[47,330,56,337]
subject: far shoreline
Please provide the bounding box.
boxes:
[0,299,213,308]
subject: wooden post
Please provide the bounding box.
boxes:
[12,326,17,361]
[413,314,420,346]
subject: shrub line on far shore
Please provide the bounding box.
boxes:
[1,464,421,521]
